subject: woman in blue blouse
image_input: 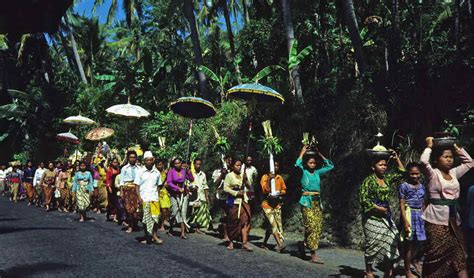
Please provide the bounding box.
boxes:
[72,161,94,222]
[296,145,334,264]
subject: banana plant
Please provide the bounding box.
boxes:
[198,65,232,102]
[288,39,313,72]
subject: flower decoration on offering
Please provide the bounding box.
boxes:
[365,130,392,160]
[260,120,283,197]
[301,132,318,156]
[212,125,231,155]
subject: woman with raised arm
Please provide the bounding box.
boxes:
[359,150,404,278]
[296,145,334,264]
[420,137,473,278]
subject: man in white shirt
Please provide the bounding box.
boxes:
[134,151,163,245]
[33,162,46,206]
[0,164,7,195]
[120,150,140,233]
[245,156,259,212]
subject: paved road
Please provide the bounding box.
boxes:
[0,197,370,277]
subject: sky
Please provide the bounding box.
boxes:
[74,0,125,23]
[73,0,243,32]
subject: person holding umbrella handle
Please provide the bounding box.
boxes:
[224,159,252,252]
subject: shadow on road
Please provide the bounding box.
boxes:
[0,218,19,222]
[328,265,366,277]
[0,262,75,277]
[0,226,72,235]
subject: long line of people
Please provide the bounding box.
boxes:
[1,136,473,277]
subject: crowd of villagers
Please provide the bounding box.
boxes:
[1,136,474,278]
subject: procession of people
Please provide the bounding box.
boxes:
[1,135,473,278]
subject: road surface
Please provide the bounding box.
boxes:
[0,196,373,277]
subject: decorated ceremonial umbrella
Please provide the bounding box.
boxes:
[85,127,115,141]
[106,97,150,146]
[106,97,150,118]
[56,131,80,145]
[169,96,217,161]
[63,114,96,125]
[226,82,285,218]
[227,82,285,156]
[227,83,285,104]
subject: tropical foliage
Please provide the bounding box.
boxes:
[0,0,473,247]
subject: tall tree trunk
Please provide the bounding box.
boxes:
[340,0,367,75]
[184,0,208,99]
[454,0,460,53]
[243,0,250,24]
[221,0,242,83]
[69,31,88,85]
[63,18,88,85]
[56,32,78,76]
[319,0,331,77]
[389,0,400,74]
[281,0,304,104]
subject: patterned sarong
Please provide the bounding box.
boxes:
[24,182,36,202]
[98,186,108,209]
[264,207,283,238]
[362,217,399,266]
[170,194,189,224]
[301,202,323,251]
[423,219,467,277]
[43,186,54,206]
[76,180,91,213]
[227,203,251,241]
[58,188,69,207]
[142,201,160,234]
[122,186,139,220]
[190,202,212,229]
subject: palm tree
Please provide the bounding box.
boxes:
[61,14,88,84]
[184,0,209,99]
[340,0,367,75]
[281,0,304,103]
[220,0,242,83]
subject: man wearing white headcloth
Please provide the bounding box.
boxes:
[134,151,163,244]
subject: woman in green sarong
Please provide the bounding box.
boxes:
[72,161,94,222]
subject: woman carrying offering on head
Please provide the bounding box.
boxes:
[296,145,334,264]
[420,137,473,278]
[359,150,404,278]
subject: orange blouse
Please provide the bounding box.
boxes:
[260,174,286,209]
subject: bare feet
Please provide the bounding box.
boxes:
[364,272,375,278]
[310,254,324,264]
[275,244,286,253]
[152,236,163,244]
[195,229,203,235]
[125,227,133,233]
[242,244,253,252]
[227,242,234,250]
